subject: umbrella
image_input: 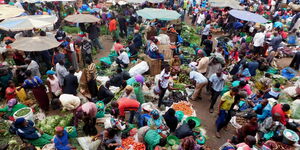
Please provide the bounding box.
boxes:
[0,5,25,20]
[229,10,268,23]
[64,14,100,23]
[147,0,164,3]
[42,0,75,1]
[137,8,180,21]
[209,0,244,10]
[11,36,61,51]
[0,15,57,31]
[126,0,145,3]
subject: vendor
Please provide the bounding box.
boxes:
[258,113,286,142]
[147,109,168,137]
[122,85,136,100]
[109,68,128,88]
[113,39,124,55]
[232,113,258,144]
[94,128,121,150]
[236,135,257,150]
[5,80,16,102]
[178,136,202,150]
[271,103,290,126]
[169,55,181,76]
[163,108,178,133]
[263,83,282,100]
[97,81,114,104]
[117,97,140,123]
[54,126,75,150]
[116,48,130,68]
[73,102,97,136]
[175,119,196,139]
[0,98,27,120]
[138,105,152,128]
[14,117,53,148]
[59,94,81,111]
[147,38,164,60]
[253,99,272,122]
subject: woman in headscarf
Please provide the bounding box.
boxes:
[73,102,97,136]
[0,98,27,120]
[178,136,202,150]
[163,108,178,133]
[19,70,49,111]
[54,126,75,150]
[46,70,61,100]
[14,118,53,148]
[147,109,168,138]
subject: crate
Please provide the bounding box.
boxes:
[144,56,162,76]
[158,44,173,61]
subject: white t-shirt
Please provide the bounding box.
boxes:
[189,71,208,84]
[253,32,265,47]
[118,51,130,64]
[159,69,170,89]
[69,43,75,52]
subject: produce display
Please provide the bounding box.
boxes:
[122,137,146,150]
[36,114,73,135]
[181,25,201,45]
[172,101,194,116]
[14,108,30,117]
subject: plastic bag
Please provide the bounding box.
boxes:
[77,137,100,150]
[129,61,149,77]
[281,67,297,80]
[99,57,112,65]
[292,100,300,119]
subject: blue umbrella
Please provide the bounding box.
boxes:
[137,8,180,21]
[229,10,268,23]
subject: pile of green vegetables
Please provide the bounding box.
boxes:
[36,114,73,135]
[181,25,201,45]
[62,26,81,34]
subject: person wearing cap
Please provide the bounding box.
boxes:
[0,98,27,120]
[46,70,61,100]
[196,49,209,74]
[54,126,75,150]
[14,117,53,147]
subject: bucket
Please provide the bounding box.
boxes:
[283,129,299,145]
[13,107,34,122]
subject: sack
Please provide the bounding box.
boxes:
[292,100,300,119]
[77,137,101,150]
[129,61,149,77]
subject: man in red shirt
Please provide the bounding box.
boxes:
[271,103,290,125]
[109,17,118,40]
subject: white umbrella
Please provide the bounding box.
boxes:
[41,0,75,1]
[64,14,100,23]
[126,0,145,3]
[0,15,57,31]
[147,0,164,3]
[209,0,244,10]
[11,36,61,51]
[0,5,25,20]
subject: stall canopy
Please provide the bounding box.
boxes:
[229,10,268,23]
[0,5,25,20]
[0,15,57,31]
[11,36,61,51]
[64,14,100,23]
[209,0,244,9]
[137,8,180,21]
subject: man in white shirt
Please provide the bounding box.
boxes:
[208,69,226,113]
[189,68,208,101]
[17,58,41,77]
[201,21,211,46]
[116,49,130,68]
[252,28,266,55]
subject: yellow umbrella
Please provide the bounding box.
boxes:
[0,5,25,20]
[11,35,61,51]
[64,14,100,23]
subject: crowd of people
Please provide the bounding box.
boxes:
[0,0,300,149]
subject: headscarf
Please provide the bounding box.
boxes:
[150,109,159,117]
[125,85,134,92]
[15,117,25,126]
[8,98,17,111]
[81,102,97,117]
[181,136,196,150]
[46,70,56,75]
[135,74,144,84]
[55,126,64,132]
[189,62,197,71]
